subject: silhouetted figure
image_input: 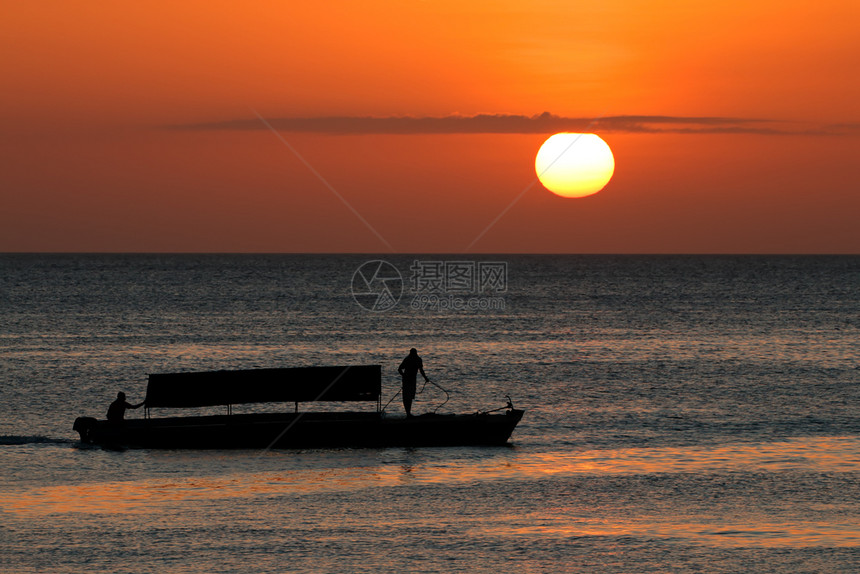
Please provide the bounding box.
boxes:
[398,348,429,418]
[107,391,145,422]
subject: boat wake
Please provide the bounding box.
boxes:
[0,435,75,446]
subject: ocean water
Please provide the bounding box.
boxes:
[1,254,858,573]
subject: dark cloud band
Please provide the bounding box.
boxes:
[174,113,844,136]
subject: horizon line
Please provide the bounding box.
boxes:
[2,251,858,257]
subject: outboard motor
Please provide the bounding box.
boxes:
[73,417,98,443]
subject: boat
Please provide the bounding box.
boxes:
[73,365,524,449]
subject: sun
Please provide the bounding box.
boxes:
[535,133,615,198]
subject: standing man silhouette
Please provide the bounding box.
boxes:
[398,348,429,418]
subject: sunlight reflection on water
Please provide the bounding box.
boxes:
[6,436,858,522]
[479,516,860,548]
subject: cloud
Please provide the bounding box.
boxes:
[174,112,848,136]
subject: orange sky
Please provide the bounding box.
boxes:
[2,0,858,253]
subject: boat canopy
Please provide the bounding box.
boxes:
[145,365,381,408]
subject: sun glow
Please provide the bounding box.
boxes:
[535,133,615,198]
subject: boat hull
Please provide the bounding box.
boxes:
[73,409,524,449]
